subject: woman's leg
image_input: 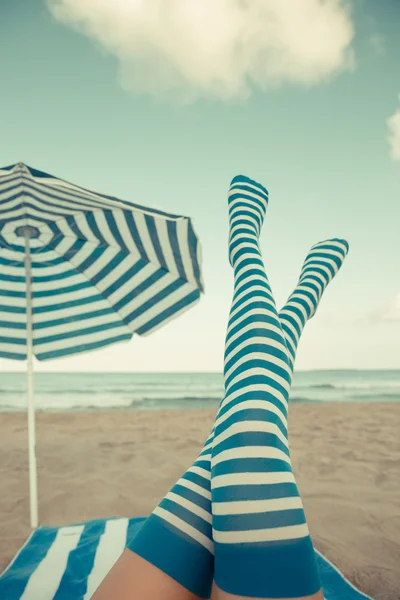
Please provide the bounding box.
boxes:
[92,428,216,600]
[91,550,204,600]
[212,238,349,600]
[279,238,350,368]
[211,175,348,599]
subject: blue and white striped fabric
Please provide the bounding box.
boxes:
[0,517,372,600]
[0,163,203,360]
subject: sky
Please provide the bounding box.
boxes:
[0,0,399,373]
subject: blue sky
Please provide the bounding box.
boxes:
[0,0,399,372]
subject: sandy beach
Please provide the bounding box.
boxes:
[1,403,399,600]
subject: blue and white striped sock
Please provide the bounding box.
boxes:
[211,175,349,598]
[128,428,215,598]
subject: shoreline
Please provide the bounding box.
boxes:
[1,403,399,599]
[1,397,399,414]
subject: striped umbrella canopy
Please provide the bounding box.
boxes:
[0,162,204,527]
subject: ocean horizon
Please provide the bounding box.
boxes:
[1,370,400,412]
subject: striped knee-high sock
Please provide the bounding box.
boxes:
[279,238,349,367]
[211,176,349,598]
[128,428,215,598]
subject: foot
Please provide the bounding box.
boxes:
[298,238,349,318]
[228,175,269,267]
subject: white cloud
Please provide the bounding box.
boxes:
[47,0,355,102]
[387,108,400,162]
[369,294,400,324]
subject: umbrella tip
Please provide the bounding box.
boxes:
[15,162,29,172]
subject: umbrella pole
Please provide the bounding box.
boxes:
[25,232,38,529]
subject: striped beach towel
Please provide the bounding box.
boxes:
[0,517,372,600]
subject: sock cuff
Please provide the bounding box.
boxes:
[129,514,214,599]
[214,537,321,598]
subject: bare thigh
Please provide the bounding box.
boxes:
[91,548,208,600]
[211,583,325,600]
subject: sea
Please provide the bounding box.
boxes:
[0,370,400,412]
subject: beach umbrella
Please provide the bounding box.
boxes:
[0,162,204,529]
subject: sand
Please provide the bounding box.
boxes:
[0,403,399,600]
